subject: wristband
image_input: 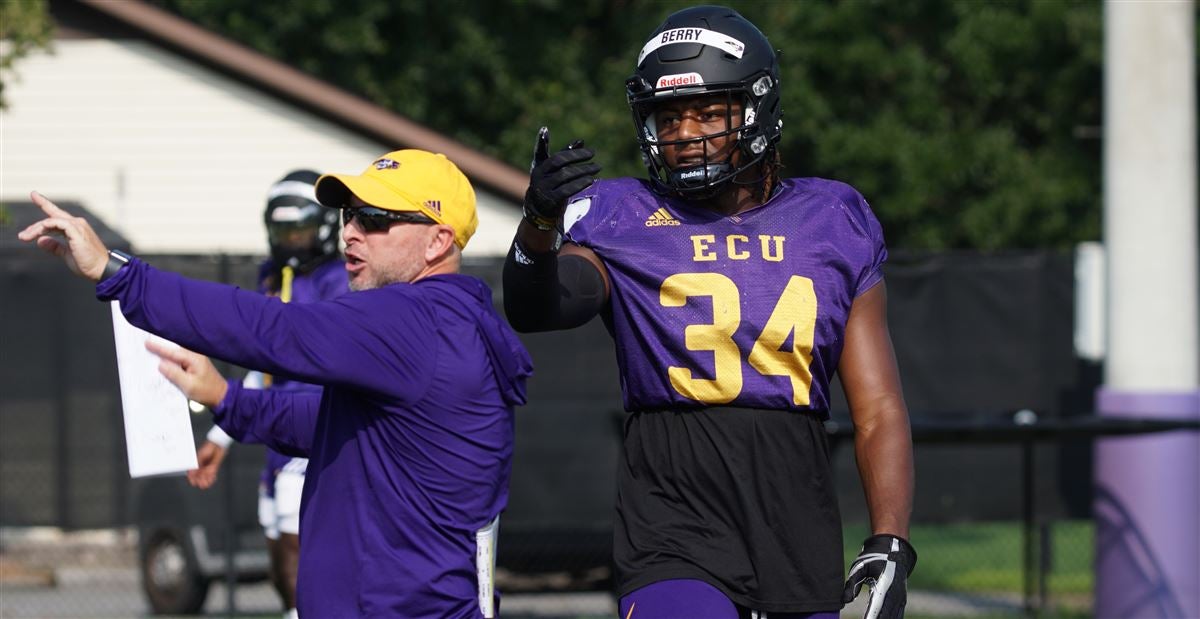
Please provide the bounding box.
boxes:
[511,236,561,267]
[864,533,919,575]
[521,205,559,232]
[101,249,133,282]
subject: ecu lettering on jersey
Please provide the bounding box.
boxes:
[638,28,746,66]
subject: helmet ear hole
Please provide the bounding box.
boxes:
[751,76,773,97]
[626,75,653,97]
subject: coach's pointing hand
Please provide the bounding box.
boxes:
[17,192,110,282]
[146,340,229,408]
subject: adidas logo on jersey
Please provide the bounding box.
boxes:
[645,208,681,227]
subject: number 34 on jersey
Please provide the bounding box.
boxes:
[660,272,817,406]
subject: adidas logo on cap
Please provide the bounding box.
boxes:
[645,207,681,227]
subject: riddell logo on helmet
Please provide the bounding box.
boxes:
[656,73,704,88]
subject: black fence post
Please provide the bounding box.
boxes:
[1022,436,1036,618]
[1039,520,1052,612]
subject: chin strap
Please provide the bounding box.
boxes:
[669,162,733,192]
[663,143,775,201]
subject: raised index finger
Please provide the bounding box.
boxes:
[531,126,551,171]
[30,191,72,219]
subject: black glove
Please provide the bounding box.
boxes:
[842,534,918,619]
[522,126,600,231]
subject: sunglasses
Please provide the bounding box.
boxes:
[341,206,436,233]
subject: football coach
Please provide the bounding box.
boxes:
[18,150,533,618]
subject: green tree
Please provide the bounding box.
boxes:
[0,0,54,110]
[154,0,1108,250]
[752,0,1104,249]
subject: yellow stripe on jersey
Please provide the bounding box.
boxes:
[265,265,296,387]
[280,265,295,304]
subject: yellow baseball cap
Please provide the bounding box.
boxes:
[315,150,479,249]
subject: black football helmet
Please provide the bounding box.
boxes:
[626,5,782,199]
[264,170,340,272]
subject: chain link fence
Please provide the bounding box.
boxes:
[6,246,1192,617]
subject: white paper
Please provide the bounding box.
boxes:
[110,301,198,477]
[475,515,499,618]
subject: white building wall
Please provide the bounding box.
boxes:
[1,40,521,256]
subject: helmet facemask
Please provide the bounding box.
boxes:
[629,74,779,200]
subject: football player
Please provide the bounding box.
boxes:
[189,170,345,619]
[504,6,916,618]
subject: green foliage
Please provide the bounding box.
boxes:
[0,0,54,109]
[152,0,1112,249]
[749,0,1103,249]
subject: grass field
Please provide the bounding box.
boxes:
[200,521,1099,618]
[844,520,1094,595]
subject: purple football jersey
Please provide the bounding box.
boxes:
[564,177,886,416]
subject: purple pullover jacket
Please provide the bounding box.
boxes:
[98,259,532,618]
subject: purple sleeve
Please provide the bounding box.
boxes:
[832,183,888,297]
[97,259,435,400]
[856,216,887,296]
[211,379,320,458]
